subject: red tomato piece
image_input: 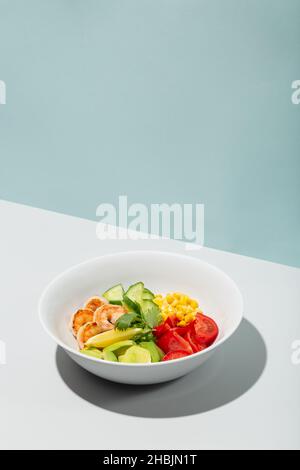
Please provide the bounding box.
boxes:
[162,351,190,361]
[157,330,193,355]
[173,324,192,336]
[154,315,177,338]
[193,313,219,346]
[154,322,171,338]
[166,315,177,328]
[184,330,203,353]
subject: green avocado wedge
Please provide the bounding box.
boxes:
[103,340,135,356]
[139,341,163,362]
[103,350,118,362]
[80,348,103,360]
[118,345,151,363]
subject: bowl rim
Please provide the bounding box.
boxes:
[39,250,244,367]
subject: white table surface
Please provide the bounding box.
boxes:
[0,200,299,450]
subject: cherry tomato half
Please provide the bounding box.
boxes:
[173,324,192,336]
[184,330,206,353]
[193,313,219,346]
[162,351,190,361]
[154,315,177,338]
[154,322,171,338]
[166,315,177,328]
[157,330,193,355]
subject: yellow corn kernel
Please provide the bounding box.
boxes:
[155,292,200,326]
[176,312,184,320]
[184,313,194,323]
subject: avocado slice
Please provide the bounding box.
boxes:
[103,350,118,362]
[80,348,103,359]
[103,340,135,357]
[139,341,163,362]
[118,345,151,363]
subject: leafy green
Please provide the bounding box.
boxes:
[134,330,155,343]
[115,313,138,330]
[141,300,162,328]
[104,281,163,331]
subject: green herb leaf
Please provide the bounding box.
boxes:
[122,294,141,314]
[134,330,155,343]
[141,300,162,328]
[115,313,138,330]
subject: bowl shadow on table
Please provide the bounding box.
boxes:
[56,319,267,418]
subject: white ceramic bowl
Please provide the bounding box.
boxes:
[39,251,243,385]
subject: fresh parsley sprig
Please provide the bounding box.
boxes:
[115,312,139,330]
[134,330,155,343]
[115,302,162,331]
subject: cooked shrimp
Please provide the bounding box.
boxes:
[93,304,127,332]
[77,322,102,349]
[84,296,108,312]
[70,308,94,337]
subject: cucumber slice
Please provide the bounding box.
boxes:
[123,282,144,313]
[103,284,124,305]
[142,288,155,300]
[125,282,144,306]
[123,295,140,313]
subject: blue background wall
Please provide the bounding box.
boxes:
[0,0,299,266]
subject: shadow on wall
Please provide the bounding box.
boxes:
[56,319,267,418]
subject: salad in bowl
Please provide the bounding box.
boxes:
[71,282,219,364]
[39,251,243,384]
